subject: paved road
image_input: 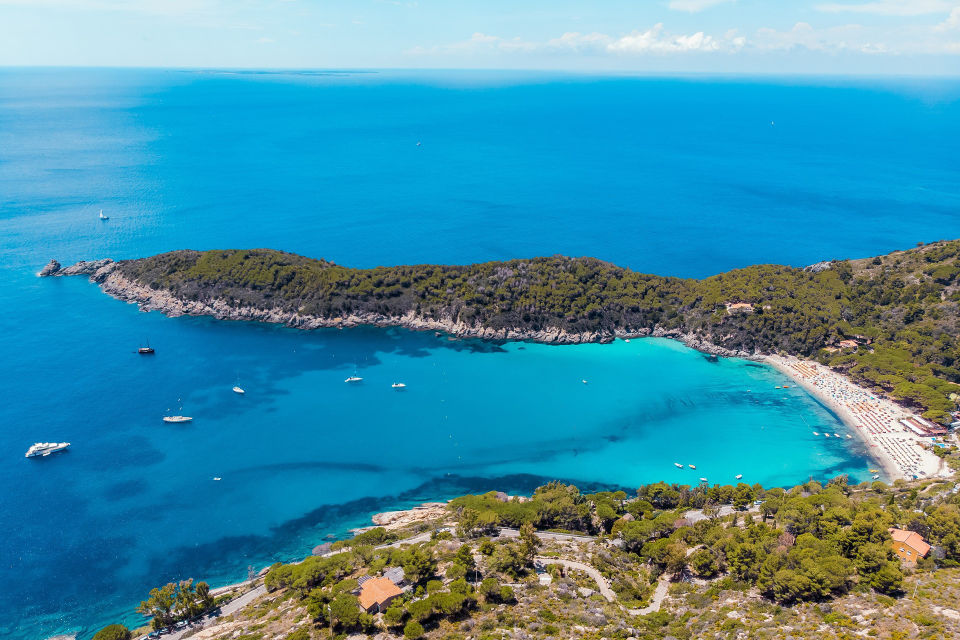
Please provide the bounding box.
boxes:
[141,586,267,640]
[497,528,598,544]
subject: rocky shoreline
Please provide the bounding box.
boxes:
[38,258,755,358]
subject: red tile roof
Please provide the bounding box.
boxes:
[358,577,402,611]
[889,528,931,557]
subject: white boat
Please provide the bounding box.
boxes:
[846,434,853,439]
[581,379,588,384]
[674,463,683,469]
[824,433,831,438]
[688,464,696,469]
[391,383,406,389]
[232,386,245,394]
[345,376,363,383]
[98,209,109,220]
[699,477,708,483]
[813,431,820,436]
[735,474,743,480]
[163,399,192,423]
[872,474,880,480]
[833,433,841,438]
[213,477,221,481]
[25,442,70,458]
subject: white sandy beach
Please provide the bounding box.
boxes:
[765,354,951,482]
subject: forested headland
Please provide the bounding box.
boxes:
[65,240,960,423]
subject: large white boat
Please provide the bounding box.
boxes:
[391,382,406,389]
[25,442,70,458]
[232,386,245,394]
[163,399,192,423]
[345,376,363,383]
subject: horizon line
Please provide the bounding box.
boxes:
[2,65,960,80]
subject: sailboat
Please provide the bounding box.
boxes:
[99,209,109,220]
[138,339,154,355]
[345,368,363,383]
[162,399,192,423]
[232,385,245,394]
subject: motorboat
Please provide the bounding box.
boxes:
[391,383,406,389]
[674,463,683,469]
[345,376,363,383]
[25,442,70,458]
[735,474,743,480]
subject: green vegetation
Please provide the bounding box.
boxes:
[96,457,960,640]
[116,240,960,422]
[91,624,130,640]
[450,477,960,604]
[136,579,215,630]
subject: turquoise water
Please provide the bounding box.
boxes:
[1,69,958,639]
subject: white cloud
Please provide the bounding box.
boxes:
[607,24,721,52]
[935,7,960,30]
[409,24,745,57]
[752,19,960,55]
[815,0,954,16]
[667,0,736,12]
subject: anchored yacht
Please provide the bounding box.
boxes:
[25,442,70,458]
[391,382,406,389]
[163,399,192,423]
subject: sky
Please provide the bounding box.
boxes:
[0,0,958,74]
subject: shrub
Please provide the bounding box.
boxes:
[92,625,131,640]
[404,620,425,639]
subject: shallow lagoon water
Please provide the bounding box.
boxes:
[0,69,957,638]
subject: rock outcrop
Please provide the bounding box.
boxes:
[38,259,61,277]
[39,258,115,278]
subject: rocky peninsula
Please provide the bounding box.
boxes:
[39,240,960,425]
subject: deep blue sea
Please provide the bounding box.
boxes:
[1,69,958,640]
